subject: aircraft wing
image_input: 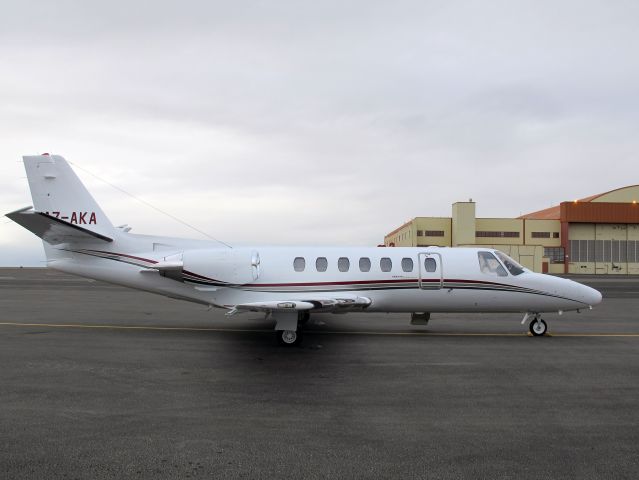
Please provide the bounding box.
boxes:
[226,295,371,316]
[6,207,113,244]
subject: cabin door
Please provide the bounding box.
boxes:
[417,252,443,290]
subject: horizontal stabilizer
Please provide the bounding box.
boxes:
[6,207,113,245]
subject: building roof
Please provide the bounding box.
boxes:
[518,185,639,220]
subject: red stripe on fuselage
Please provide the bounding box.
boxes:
[83,249,159,264]
[247,278,519,289]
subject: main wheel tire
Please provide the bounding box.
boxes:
[529,319,548,336]
[277,329,302,346]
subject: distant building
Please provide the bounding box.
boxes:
[383,185,639,275]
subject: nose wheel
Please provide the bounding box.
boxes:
[529,317,548,336]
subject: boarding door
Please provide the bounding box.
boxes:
[417,252,443,290]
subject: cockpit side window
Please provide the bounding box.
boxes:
[478,252,508,277]
[494,251,525,276]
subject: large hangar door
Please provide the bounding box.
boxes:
[629,225,639,275]
[568,224,595,274]
[595,224,627,275]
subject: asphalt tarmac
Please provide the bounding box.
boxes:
[1,268,638,479]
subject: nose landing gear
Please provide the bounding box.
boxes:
[529,317,548,336]
[522,312,548,336]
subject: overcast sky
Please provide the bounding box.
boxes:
[2,0,638,266]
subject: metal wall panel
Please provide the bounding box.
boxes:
[561,202,639,223]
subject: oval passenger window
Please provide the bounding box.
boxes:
[359,257,371,272]
[424,257,437,272]
[293,257,305,272]
[338,257,350,272]
[316,257,328,272]
[401,258,414,272]
[380,257,392,272]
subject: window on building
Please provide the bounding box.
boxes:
[544,247,565,264]
[531,232,551,238]
[425,230,445,237]
[380,257,392,272]
[359,257,371,272]
[401,258,414,272]
[293,257,306,272]
[476,231,520,238]
[316,257,328,272]
[477,252,507,276]
[424,257,437,272]
[553,232,560,238]
[338,257,350,272]
[417,230,424,237]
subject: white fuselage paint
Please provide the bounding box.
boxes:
[49,234,603,315]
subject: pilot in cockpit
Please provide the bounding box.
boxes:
[478,251,507,276]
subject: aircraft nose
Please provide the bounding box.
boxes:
[582,284,603,306]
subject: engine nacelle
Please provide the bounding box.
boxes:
[182,249,260,285]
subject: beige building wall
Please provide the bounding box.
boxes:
[385,218,453,247]
[474,218,524,246]
[452,202,475,246]
[414,217,451,247]
[524,219,562,247]
[384,221,413,247]
[547,263,565,275]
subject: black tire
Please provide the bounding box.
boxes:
[529,319,548,336]
[276,329,302,346]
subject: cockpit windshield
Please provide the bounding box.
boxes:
[494,251,525,276]
[477,252,508,277]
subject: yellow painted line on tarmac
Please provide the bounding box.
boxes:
[319,330,527,337]
[0,321,269,333]
[1,322,639,337]
[551,333,639,337]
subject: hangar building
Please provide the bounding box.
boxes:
[383,186,639,275]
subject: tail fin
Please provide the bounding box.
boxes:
[22,154,115,240]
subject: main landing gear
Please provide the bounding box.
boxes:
[523,313,548,336]
[274,311,308,347]
[410,312,430,326]
[277,329,303,346]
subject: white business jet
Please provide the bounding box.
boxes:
[7,155,602,345]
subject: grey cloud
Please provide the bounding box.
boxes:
[1,0,639,265]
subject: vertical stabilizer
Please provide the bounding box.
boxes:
[23,154,115,240]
